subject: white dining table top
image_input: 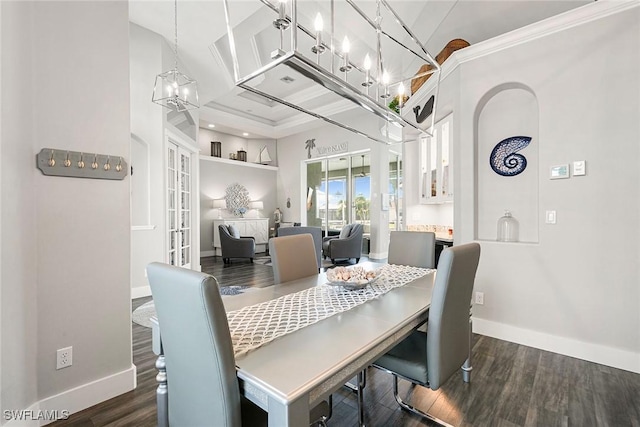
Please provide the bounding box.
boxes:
[221,261,436,410]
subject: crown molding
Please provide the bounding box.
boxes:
[406,0,639,110]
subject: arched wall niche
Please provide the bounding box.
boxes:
[473,82,540,243]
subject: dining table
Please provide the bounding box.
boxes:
[150,261,473,427]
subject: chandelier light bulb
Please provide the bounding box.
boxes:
[311,12,326,55]
[363,54,371,71]
[342,36,350,54]
[339,36,352,72]
[397,82,405,108]
[362,53,373,87]
[278,0,287,20]
[314,13,323,32]
[380,71,391,99]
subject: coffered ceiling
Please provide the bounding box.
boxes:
[129,0,591,139]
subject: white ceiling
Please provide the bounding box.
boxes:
[130,0,592,140]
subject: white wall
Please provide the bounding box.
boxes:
[130,23,165,296]
[200,159,277,255]
[453,4,640,372]
[1,1,38,416]
[1,0,134,419]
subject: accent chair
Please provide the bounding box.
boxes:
[219,224,255,264]
[322,223,364,264]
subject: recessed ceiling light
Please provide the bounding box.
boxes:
[243,132,249,137]
[208,124,215,128]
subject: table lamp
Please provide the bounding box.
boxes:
[250,201,264,218]
[212,199,226,219]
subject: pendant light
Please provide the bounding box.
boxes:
[152,0,199,112]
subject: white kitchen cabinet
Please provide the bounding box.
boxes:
[419,113,453,204]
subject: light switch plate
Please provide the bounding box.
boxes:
[546,210,557,224]
[573,160,586,176]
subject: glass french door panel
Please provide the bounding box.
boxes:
[167,144,178,266]
[167,144,192,268]
[351,154,371,234]
[327,157,349,234]
[178,149,191,268]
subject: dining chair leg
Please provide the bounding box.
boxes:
[462,315,473,383]
[357,370,366,427]
[392,375,454,427]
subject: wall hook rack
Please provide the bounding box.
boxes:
[36,148,128,180]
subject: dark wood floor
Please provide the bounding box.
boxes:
[53,256,640,427]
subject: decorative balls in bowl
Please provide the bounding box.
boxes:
[326,266,380,290]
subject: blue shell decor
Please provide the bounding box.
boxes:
[489,136,532,176]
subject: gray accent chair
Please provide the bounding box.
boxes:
[147,262,331,426]
[219,224,255,264]
[388,231,436,268]
[371,243,481,426]
[322,223,364,264]
[277,226,323,269]
[269,234,319,284]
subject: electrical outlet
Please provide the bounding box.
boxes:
[56,346,73,370]
[474,292,484,305]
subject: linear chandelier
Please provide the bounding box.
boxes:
[152,0,199,112]
[222,0,440,144]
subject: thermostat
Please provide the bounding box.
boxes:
[550,164,569,179]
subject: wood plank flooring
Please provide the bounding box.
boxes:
[52,256,640,427]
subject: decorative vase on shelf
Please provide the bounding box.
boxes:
[210,141,221,157]
[497,210,519,242]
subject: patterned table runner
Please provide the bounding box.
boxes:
[227,264,434,357]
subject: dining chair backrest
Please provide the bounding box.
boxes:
[269,234,319,284]
[146,262,241,427]
[277,226,323,268]
[387,231,436,268]
[426,242,480,389]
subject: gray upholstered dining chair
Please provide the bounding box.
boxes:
[322,223,364,264]
[371,242,481,426]
[276,226,323,269]
[269,234,319,284]
[219,224,255,264]
[388,231,436,268]
[147,262,331,427]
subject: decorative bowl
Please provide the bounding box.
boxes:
[326,266,381,290]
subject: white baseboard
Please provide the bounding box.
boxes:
[131,285,151,299]
[367,251,387,261]
[200,250,215,257]
[473,317,640,374]
[5,366,136,426]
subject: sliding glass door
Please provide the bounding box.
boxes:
[306,153,371,235]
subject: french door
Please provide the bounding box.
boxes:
[167,142,192,268]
